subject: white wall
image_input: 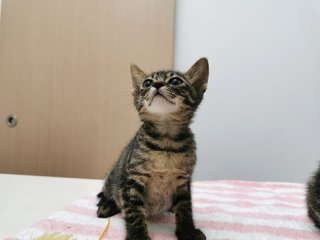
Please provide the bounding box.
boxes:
[175,0,320,183]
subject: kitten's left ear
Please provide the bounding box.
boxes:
[185,58,209,94]
[130,64,147,89]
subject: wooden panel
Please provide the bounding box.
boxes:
[0,0,174,178]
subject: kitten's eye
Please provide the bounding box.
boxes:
[168,77,183,86]
[142,79,153,88]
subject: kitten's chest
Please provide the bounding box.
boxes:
[147,151,194,170]
[143,151,193,216]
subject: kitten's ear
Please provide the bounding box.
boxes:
[130,64,147,89]
[185,58,209,94]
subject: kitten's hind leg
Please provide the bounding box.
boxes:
[97,191,121,218]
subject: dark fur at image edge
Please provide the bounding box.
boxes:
[97,58,209,240]
[307,165,320,229]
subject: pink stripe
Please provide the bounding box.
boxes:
[193,180,304,189]
[193,183,305,192]
[192,181,305,192]
[196,220,319,239]
[227,180,304,189]
[193,197,304,209]
[192,190,304,204]
[193,205,310,222]
[191,184,304,197]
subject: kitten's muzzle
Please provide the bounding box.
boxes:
[148,88,175,105]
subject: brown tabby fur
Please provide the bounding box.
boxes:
[97,58,209,240]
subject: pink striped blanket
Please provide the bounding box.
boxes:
[13,180,320,239]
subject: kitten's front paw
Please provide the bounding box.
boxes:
[96,194,120,218]
[97,205,110,218]
[126,235,151,240]
[176,228,206,240]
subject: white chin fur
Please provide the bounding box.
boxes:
[147,95,177,113]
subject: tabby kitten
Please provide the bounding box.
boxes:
[97,58,209,240]
[307,165,320,228]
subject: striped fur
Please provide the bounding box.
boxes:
[306,165,320,229]
[97,58,209,240]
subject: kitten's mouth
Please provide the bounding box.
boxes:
[149,92,175,106]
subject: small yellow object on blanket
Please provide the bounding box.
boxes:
[31,217,111,240]
[32,233,73,240]
[98,217,111,240]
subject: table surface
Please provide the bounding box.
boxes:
[0,174,103,239]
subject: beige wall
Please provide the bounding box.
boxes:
[0,0,174,178]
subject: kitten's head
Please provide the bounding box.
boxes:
[130,58,209,125]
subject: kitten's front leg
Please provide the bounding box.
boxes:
[172,182,206,240]
[122,178,150,240]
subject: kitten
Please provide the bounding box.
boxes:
[307,165,320,228]
[97,58,209,240]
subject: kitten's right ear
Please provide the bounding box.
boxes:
[185,58,209,94]
[130,64,146,89]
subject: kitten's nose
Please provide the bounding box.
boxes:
[153,82,165,90]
